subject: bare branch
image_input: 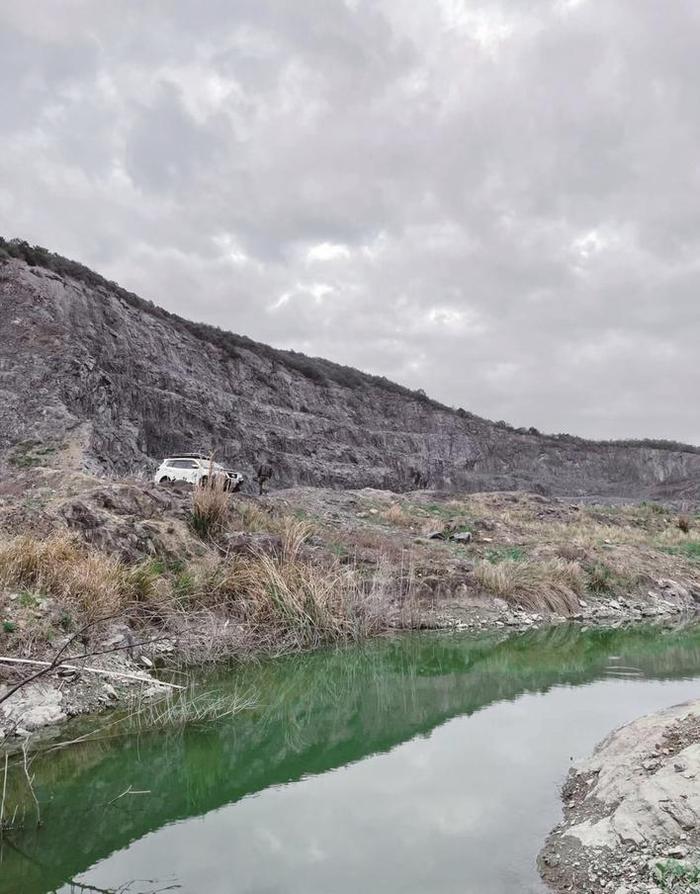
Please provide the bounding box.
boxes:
[0,753,8,837]
[0,615,121,707]
[0,658,184,690]
[22,740,41,827]
[0,615,184,709]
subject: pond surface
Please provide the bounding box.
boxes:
[3,622,700,894]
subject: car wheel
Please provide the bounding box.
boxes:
[199,475,208,487]
[159,476,171,485]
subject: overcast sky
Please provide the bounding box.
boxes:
[1,0,699,444]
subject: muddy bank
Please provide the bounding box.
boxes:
[540,700,700,894]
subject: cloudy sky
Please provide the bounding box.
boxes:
[1,0,698,444]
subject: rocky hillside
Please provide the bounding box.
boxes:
[0,245,698,497]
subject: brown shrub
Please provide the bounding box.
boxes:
[678,515,691,534]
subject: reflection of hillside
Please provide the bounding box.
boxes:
[4,622,700,894]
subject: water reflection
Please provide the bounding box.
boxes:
[2,622,700,894]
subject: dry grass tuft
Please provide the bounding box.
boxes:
[382,503,414,528]
[239,555,359,647]
[475,557,584,615]
[61,551,128,618]
[190,476,230,539]
[556,543,589,563]
[279,517,314,559]
[0,533,166,621]
[212,522,390,650]
[0,533,125,619]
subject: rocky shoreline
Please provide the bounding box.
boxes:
[540,700,700,894]
[2,601,698,744]
[434,575,698,634]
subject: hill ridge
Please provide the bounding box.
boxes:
[1,237,698,497]
[2,236,698,455]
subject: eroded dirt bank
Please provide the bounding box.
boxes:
[540,701,700,894]
[1,467,699,740]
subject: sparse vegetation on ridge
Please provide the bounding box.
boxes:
[1,481,697,652]
[2,235,700,455]
[0,237,441,406]
[652,858,700,892]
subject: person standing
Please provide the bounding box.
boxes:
[255,462,273,495]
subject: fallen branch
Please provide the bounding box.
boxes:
[107,784,151,806]
[0,657,184,691]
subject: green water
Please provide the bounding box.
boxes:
[2,622,700,894]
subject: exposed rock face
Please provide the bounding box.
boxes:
[540,701,700,893]
[564,703,700,848]
[1,257,699,496]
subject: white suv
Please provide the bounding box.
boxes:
[154,456,244,491]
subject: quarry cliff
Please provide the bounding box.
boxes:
[1,248,698,498]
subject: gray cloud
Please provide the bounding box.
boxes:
[1,0,698,443]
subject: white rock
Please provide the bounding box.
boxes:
[566,817,616,849]
[0,682,66,731]
[566,702,700,848]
